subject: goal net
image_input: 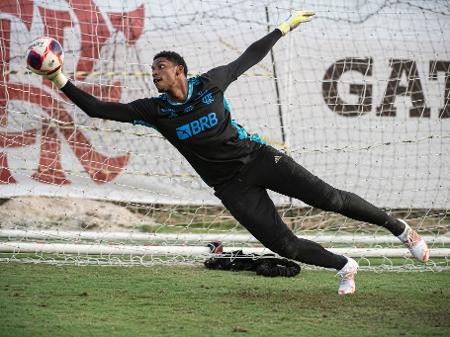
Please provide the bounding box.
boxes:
[1,0,449,270]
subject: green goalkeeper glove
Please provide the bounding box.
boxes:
[45,67,69,89]
[277,9,315,36]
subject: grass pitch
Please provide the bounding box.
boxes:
[1,264,449,337]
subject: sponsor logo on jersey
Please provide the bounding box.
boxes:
[176,112,218,140]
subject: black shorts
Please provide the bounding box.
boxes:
[214,145,333,251]
[213,145,401,268]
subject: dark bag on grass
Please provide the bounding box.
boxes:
[204,241,301,277]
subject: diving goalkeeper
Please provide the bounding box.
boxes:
[37,10,429,294]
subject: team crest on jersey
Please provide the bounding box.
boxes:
[201,93,214,105]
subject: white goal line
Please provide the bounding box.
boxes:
[0,241,449,258]
[1,229,449,244]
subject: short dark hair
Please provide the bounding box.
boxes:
[153,51,188,76]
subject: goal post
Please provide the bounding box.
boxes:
[0,1,449,270]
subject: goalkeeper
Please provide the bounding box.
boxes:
[39,10,429,294]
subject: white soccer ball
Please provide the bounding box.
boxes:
[26,37,64,76]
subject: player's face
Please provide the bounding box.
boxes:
[151,57,183,93]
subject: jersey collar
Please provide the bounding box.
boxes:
[163,78,195,106]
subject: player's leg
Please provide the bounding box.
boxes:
[214,176,357,294]
[244,145,428,262]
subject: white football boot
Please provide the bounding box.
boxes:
[397,219,430,262]
[337,256,358,295]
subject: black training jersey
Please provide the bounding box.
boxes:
[61,29,282,187]
[128,69,265,186]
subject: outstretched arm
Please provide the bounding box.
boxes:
[60,81,143,123]
[32,60,150,124]
[206,10,315,90]
[225,29,282,81]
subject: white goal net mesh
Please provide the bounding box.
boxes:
[0,0,449,270]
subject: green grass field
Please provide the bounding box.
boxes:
[1,264,449,337]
